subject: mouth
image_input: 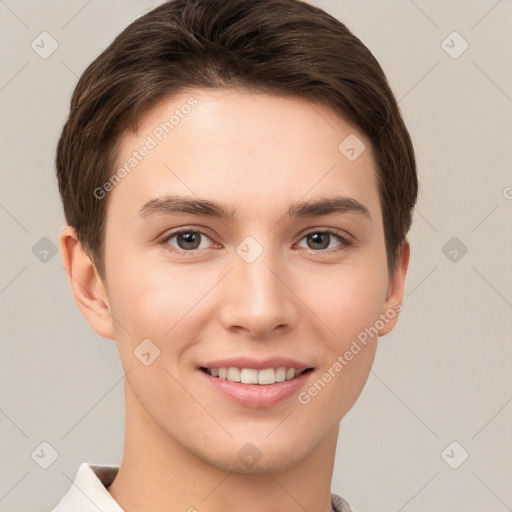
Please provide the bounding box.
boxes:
[199,366,314,385]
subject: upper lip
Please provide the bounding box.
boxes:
[200,357,314,371]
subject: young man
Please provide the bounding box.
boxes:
[52,0,417,510]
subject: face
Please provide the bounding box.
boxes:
[79,88,407,474]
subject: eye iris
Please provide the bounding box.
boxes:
[308,232,330,250]
[178,232,200,250]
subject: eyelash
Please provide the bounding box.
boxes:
[159,227,354,256]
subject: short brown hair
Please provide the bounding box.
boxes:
[56,0,418,281]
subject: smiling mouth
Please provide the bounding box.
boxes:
[200,366,314,385]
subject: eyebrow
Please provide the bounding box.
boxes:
[137,194,372,222]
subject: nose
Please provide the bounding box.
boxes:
[218,242,300,338]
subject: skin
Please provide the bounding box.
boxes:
[60,87,410,512]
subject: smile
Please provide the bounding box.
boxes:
[200,367,313,385]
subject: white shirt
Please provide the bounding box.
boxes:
[50,463,354,512]
[50,463,123,512]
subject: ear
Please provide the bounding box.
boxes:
[59,225,116,340]
[378,240,410,337]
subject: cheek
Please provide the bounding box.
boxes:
[107,253,215,364]
[113,282,187,342]
[107,241,178,321]
[302,258,388,346]
[299,265,385,412]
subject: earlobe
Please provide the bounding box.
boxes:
[378,240,410,337]
[59,225,116,340]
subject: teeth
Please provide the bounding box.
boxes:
[275,367,287,382]
[205,366,307,385]
[241,368,258,384]
[227,367,241,382]
[257,368,275,385]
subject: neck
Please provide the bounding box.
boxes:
[108,381,339,512]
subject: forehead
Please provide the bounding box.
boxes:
[109,87,381,223]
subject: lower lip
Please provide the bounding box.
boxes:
[198,369,313,408]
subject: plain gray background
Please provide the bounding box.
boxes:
[1,0,511,510]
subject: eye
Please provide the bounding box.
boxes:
[160,227,353,256]
[296,229,353,252]
[161,228,214,254]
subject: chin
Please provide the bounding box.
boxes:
[193,432,316,475]
[213,448,306,475]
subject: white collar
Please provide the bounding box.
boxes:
[51,462,353,512]
[50,462,123,512]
